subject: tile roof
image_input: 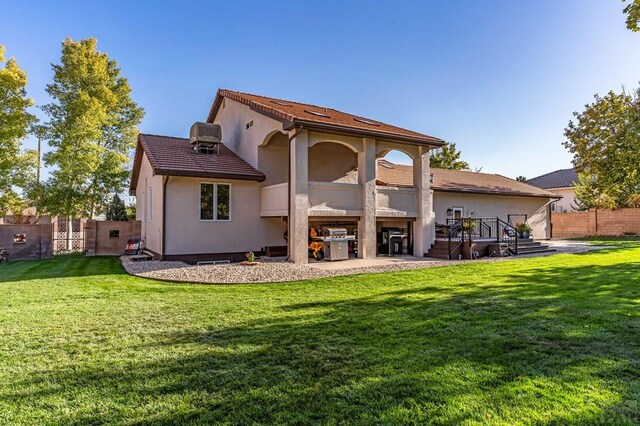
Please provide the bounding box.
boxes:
[526,168,578,189]
[130,134,265,193]
[208,89,445,146]
[376,159,559,198]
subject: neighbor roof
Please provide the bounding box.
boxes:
[130,134,265,193]
[376,159,559,198]
[526,168,578,189]
[207,89,445,146]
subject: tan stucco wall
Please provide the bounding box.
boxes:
[258,132,288,186]
[551,188,576,212]
[433,192,552,239]
[308,142,357,182]
[134,152,164,254]
[212,97,284,170]
[164,176,287,255]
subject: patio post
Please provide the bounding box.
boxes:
[357,138,377,258]
[288,129,309,264]
[413,146,434,256]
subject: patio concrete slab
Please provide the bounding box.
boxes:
[306,255,439,270]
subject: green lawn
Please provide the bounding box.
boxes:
[1,241,639,425]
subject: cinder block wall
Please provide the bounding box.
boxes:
[552,208,640,238]
[85,220,142,256]
[0,224,53,261]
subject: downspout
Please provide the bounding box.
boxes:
[161,176,169,260]
[286,125,304,261]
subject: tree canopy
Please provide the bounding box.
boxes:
[0,46,38,217]
[429,142,470,170]
[105,193,128,221]
[39,38,144,218]
[623,0,640,32]
[515,176,527,182]
[563,88,640,209]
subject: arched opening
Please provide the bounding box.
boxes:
[376,149,414,187]
[258,131,288,185]
[308,141,358,183]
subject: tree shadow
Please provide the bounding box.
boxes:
[4,259,640,424]
[0,255,127,283]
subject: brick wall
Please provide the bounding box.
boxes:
[0,224,53,261]
[551,208,640,238]
[84,220,142,256]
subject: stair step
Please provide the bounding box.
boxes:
[517,247,555,255]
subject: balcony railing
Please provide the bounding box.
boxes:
[375,186,418,217]
[261,182,421,218]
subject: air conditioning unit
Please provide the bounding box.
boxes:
[190,122,222,154]
[190,122,222,144]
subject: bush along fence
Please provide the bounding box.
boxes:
[551,208,640,238]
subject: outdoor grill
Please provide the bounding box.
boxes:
[318,227,355,261]
[378,227,406,256]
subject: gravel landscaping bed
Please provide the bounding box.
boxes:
[120,241,611,284]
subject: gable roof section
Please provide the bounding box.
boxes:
[207,89,445,146]
[376,159,559,198]
[526,168,578,189]
[130,134,265,193]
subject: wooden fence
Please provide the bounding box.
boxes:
[551,208,640,238]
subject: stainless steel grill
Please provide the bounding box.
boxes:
[318,227,355,261]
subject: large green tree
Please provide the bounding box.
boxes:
[0,46,38,217]
[563,88,640,209]
[623,0,640,31]
[40,38,144,218]
[429,142,470,170]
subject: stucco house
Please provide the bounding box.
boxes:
[527,169,578,212]
[130,89,558,263]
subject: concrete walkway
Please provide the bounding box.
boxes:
[307,255,440,270]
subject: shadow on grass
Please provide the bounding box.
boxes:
[5,259,640,424]
[0,254,126,283]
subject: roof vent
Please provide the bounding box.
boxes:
[190,122,222,154]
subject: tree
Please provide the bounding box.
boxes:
[563,88,640,209]
[40,38,144,219]
[429,142,470,170]
[515,176,527,182]
[0,45,38,218]
[105,193,128,221]
[623,0,640,32]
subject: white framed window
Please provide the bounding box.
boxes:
[200,183,231,221]
[148,187,153,222]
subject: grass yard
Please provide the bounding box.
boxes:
[1,240,639,425]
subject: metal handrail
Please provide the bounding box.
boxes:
[497,217,518,255]
[447,219,464,260]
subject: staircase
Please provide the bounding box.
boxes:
[427,240,459,260]
[516,238,555,255]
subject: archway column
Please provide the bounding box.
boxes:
[288,129,309,264]
[358,138,377,258]
[413,146,434,256]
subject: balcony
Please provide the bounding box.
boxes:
[308,181,363,216]
[261,182,419,218]
[375,185,419,217]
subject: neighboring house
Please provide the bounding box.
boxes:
[527,168,578,212]
[130,89,558,263]
[376,160,558,240]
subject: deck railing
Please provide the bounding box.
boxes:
[447,217,518,257]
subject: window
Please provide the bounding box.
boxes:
[147,188,153,222]
[200,183,231,221]
[109,230,120,238]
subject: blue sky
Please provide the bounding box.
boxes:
[2,0,639,179]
